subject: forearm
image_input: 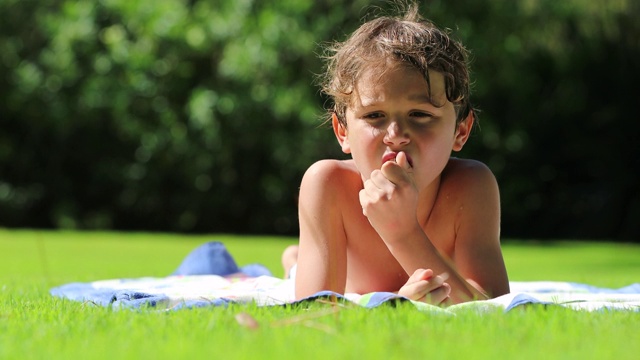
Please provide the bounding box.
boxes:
[385,230,487,303]
[294,242,347,299]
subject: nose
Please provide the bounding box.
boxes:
[383,120,410,147]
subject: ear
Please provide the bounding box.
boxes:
[332,113,351,154]
[452,110,474,152]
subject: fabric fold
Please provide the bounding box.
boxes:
[49,242,640,312]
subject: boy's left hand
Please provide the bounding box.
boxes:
[359,151,420,243]
[398,268,451,305]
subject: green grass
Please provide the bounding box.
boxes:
[1,229,639,360]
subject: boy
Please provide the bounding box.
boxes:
[284,3,509,304]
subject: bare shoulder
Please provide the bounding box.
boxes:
[441,158,498,196]
[303,158,358,177]
[443,158,496,181]
[432,158,500,239]
[301,159,360,190]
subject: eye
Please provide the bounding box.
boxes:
[409,111,434,124]
[361,112,387,126]
[363,112,384,120]
[410,111,433,119]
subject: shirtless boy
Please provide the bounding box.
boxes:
[283,3,510,304]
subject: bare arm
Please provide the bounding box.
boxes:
[383,224,488,303]
[360,156,508,303]
[295,160,348,299]
[450,161,510,298]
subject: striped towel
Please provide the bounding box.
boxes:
[50,275,640,312]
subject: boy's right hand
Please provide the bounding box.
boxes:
[360,151,420,244]
[398,268,451,305]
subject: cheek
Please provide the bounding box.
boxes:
[350,125,385,148]
[423,125,458,149]
[415,132,456,164]
[348,128,386,177]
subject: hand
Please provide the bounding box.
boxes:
[398,269,451,305]
[358,152,420,242]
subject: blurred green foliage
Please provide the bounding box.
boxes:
[1,0,638,241]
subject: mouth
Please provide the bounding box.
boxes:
[382,152,414,168]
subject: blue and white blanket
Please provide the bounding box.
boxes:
[50,275,640,313]
[50,242,640,313]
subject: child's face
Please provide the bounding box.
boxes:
[334,65,471,190]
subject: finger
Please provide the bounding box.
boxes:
[398,280,431,301]
[368,169,395,193]
[434,272,449,285]
[410,274,446,295]
[363,179,393,206]
[408,268,433,282]
[420,283,451,305]
[399,278,448,302]
[404,272,449,296]
[381,160,411,186]
[395,151,412,171]
[358,189,368,216]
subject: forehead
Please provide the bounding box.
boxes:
[351,64,448,107]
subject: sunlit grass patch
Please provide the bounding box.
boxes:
[1,230,639,360]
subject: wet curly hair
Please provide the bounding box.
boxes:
[319,2,474,127]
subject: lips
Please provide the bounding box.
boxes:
[382,152,413,168]
[382,152,397,164]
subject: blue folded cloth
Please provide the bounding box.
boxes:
[50,241,273,309]
[172,241,271,277]
[50,241,640,312]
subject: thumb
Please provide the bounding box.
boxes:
[409,268,434,282]
[395,151,412,171]
[381,151,414,185]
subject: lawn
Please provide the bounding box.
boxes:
[1,229,639,359]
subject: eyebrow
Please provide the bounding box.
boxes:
[358,93,437,108]
[408,94,434,103]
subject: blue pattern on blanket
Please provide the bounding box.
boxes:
[49,241,640,312]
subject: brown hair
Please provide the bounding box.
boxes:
[320,3,474,126]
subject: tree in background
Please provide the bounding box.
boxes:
[0,0,638,241]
